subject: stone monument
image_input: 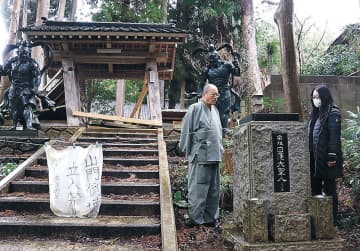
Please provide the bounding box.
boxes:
[225,113,344,250]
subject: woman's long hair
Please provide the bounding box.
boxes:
[310,85,334,122]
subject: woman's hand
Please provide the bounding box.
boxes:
[327,161,336,167]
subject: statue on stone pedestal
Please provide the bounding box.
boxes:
[191,43,241,132]
[0,40,53,130]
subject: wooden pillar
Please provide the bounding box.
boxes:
[62,58,81,126]
[115,79,126,116]
[180,80,185,109]
[159,80,165,109]
[146,61,162,122]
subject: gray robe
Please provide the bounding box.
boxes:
[179,100,223,224]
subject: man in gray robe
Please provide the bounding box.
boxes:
[178,84,223,227]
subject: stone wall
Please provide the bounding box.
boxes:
[265,75,360,116]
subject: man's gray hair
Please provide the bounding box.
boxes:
[202,83,218,95]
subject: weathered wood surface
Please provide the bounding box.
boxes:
[274,0,304,120]
[73,111,162,127]
[146,61,162,122]
[115,79,126,117]
[130,74,148,118]
[158,128,178,251]
[62,58,81,126]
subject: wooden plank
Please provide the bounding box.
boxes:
[73,111,162,127]
[62,58,81,126]
[130,74,148,118]
[0,127,84,193]
[115,79,126,116]
[146,61,162,122]
[157,128,178,251]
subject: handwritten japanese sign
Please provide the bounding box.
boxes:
[272,132,290,192]
[46,144,103,218]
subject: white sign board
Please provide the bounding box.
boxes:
[45,144,103,218]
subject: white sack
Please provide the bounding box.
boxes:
[45,144,103,218]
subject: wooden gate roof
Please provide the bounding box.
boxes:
[21,20,188,80]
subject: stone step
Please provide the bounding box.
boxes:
[81,131,158,138]
[0,214,160,238]
[9,180,160,194]
[77,136,158,144]
[0,195,160,216]
[35,157,159,166]
[102,149,158,156]
[85,127,158,135]
[26,165,159,179]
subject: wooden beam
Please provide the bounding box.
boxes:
[0,127,85,193]
[108,64,113,73]
[73,111,162,127]
[130,74,148,118]
[146,61,162,122]
[62,58,81,126]
[54,51,168,58]
[97,49,122,53]
[157,128,178,251]
[115,79,126,116]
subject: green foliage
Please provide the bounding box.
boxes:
[343,107,360,170]
[126,80,145,103]
[170,160,188,207]
[303,45,360,75]
[255,20,281,74]
[350,179,360,202]
[342,106,360,213]
[0,163,17,176]
[86,79,116,114]
[91,0,163,23]
[262,96,285,113]
[173,191,189,208]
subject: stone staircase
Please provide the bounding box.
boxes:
[0,126,176,250]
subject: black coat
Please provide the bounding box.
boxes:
[308,105,343,179]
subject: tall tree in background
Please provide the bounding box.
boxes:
[161,0,168,23]
[69,0,78,20]
[0,0,22,102]
[274,0,304,119]
[91,0,164,23]
[32,0,50,89]
[56,0,67,20]
[238,0,263,112]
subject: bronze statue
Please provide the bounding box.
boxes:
[192,43,240,132]
[0,40,53,130]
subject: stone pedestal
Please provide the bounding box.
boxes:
[243,198,268,242]
[308,196,335,239]
[270,214,311,242]
[225,114,344,250]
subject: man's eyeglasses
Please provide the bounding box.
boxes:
[209,93,220,98]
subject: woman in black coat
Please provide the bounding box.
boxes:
[308,85,343,223]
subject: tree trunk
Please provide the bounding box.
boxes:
[56,0,67,20]
[238,0,263,112]
[69,0,78,20]
[161,0,168,23]
[22,0,28,37]
[0,0,22,102]
[33,0,50,89]
[274,0,304,120]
